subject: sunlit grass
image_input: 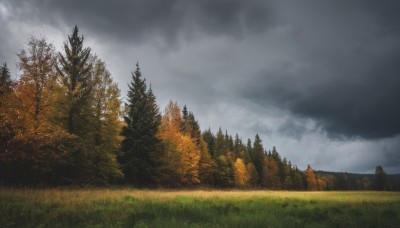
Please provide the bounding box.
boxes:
[1,187,399,227]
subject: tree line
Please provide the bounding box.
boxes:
[0,26,395,190]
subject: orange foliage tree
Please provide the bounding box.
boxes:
[305,164,319,191]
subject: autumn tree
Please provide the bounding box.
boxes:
[17,36,57,129]
[234,158,249,188]
[0,37,79,185]
[157,101,183,187]
[263,158,281,189]
[182,106,214,186]
[178,134,200,185]
[120,63,161,187]
[305,164,319,191]
[246,162,259,187]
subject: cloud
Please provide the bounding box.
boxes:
[5,0,277,47]
[239,1,400,140]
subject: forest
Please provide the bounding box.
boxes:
[0,26,397,191]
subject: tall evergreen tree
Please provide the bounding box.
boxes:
[0,62,18,176]
[56,25,92,136]
[252,134,264,184]
[214,127,226,158]
[0,63,12,95]
[374,165,389,191]
[120,63,161,187]
[202,128,215,157]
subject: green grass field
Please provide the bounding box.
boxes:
[1,188,399,227]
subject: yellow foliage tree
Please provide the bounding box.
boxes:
[178,135,201,185]
[234,158,249,188]
[157,101,183,186]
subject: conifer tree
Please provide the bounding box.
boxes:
[0,62,17,164]
[56,25,92,136]
[0,63,12,95]
[252,134,264,184]
[374,165,389,191]
[202,128,215,157]
[215,155,234,187]
[214,127,226,158]
[246,139,253,160]
[120,63,161,187]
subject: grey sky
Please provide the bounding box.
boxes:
[1,0,399,173]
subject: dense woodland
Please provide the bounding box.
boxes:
[0,26,397,190]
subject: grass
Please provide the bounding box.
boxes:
[1,188,399,227]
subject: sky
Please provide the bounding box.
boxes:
[1,0,399,173]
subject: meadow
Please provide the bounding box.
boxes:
[1,188,399,227]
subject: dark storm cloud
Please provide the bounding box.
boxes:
[241,1,400,140]
[278,119,309,140]
[5,0,276,46]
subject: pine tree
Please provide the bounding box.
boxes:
[56,25,93,136]
[214,127,226,158]
[0,62,18,175]
[215,155,234,188]
[202,128,215,157]
[252,134,264,185]
[120,63,161,187]
[246,139,253,161]
[0,63,12,95]
[374,165,389,191]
